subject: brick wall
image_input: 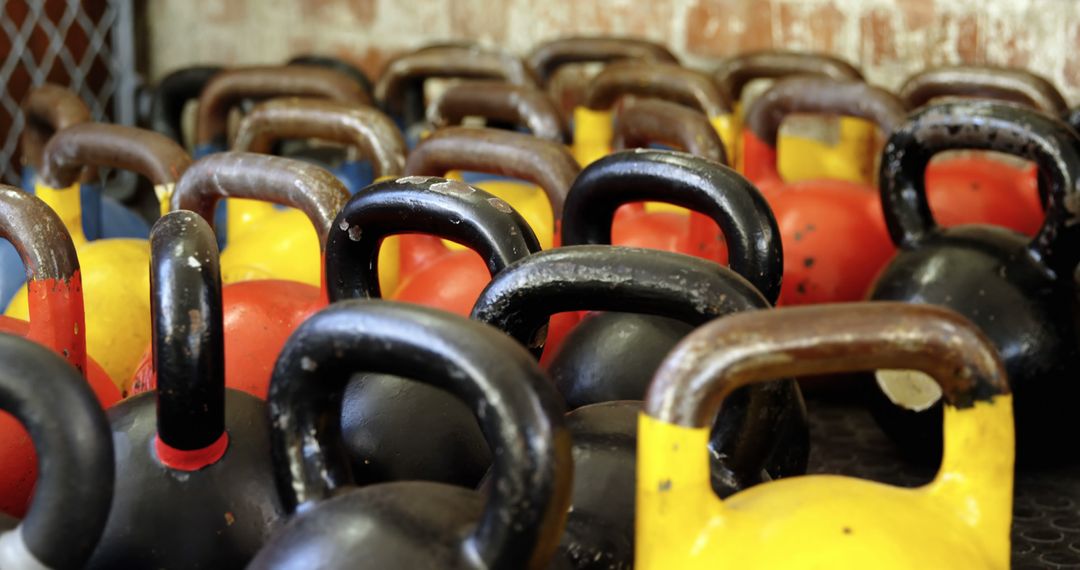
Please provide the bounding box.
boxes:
[146,0,1080,103]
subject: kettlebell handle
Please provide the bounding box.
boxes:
[561,149,783,303]
[375,46,537,121]
[232,97,407,179]
[643,303,1011,512]
[427,81,569,143]
[171,152,350,255]
[404,126,580,219]
[880,100,1080,274]
[0,335,113,570]
[899,65,1068,115]
[40,122,191,189]
[526,37,677,86]
[148,66,222,146]
[288,54,374,99]
[713,50,862,104]
[325,176,541,300]
[584,62,732,116]
[267,300,571,569]
[20,84,91,173]
[195,66,370,148]
[0,187,87,375]
[612,97,728,164]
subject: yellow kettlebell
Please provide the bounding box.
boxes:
[184,65,371,240]
[637,302,1013,569]
[425,80,575,250]
[226,96,406,293]
[7,123,192,390]
[713,50,871,183]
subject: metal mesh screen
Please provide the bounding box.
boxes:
[0,0,135,186]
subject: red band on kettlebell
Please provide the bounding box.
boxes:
[154,432,229,471]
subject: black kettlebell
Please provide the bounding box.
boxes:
[324,176,539,488]
[867,100,1080,465]
[0,334,113,570]
[549,149,782,409]
[86,211,283,567]
[147,65,222,146]
[471,245,807,569]
[248,300,572,568]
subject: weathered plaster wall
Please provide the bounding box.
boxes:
[146,0,1080,102]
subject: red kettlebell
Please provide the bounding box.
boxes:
[86,211,283,568]
[611,96,730,262]
[0,188,119,518]
[397,127,578,315]
[0,333,114,570]
[741,77,904,305]
[899,65,1068,234]
[428,80,569,143]
[129,153,350,399]
[527,36,677,116]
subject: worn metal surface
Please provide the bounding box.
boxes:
[427,81,568,143]
[900,65,1068,114]
[171,152,349,250]
[526,37,677,86]
[288,55,374,99]
[260,300,571,569]
[585,61,731,115]
[20,84,92,173]
[195,66,370,147]
[744,76,905,146]
[612,97,727,164]
[404,126,579,218]
[714,50,863,104]
[233,97,406,178]
[146,66,222,145]
[40,122,191,188]
[0,186,79,283]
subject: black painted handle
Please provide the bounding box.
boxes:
[325,177,541,301]
[266,300,571,569]
[148,66,222,145]
[899,65,1067,115]
[880,100,1080,274]
[150,211,225,452]
[561,149,783,303]
[471,245,768,357]
[0,334,113,570]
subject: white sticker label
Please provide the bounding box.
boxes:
[875,369,943,412]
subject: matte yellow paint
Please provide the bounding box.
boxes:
[572,107,614,167]
[34,182,87,245]
[777,116,877,184]
[157,184,277,240]
[711,114,737,168]
[442,171,554,251]
[637,396,1013,569]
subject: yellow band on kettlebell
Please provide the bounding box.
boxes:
[35,182,87,245]
[572,107,614,167]
[710,114,738,169]
[155,183,175,217]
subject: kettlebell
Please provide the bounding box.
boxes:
[741,76,903,305]
[86,211,282,568]
[130,152,350,399]
[288,54,374,99]
[146,65,222,148]
[248,300,572,569]
[0,187,119,518]
[6,122,191,388]
[428,80,569,143]
[0,334,114,570]
[868,100,1080,465]
[637,303,1013,569]
[323,177,540,486]
[713,50,865,178]
[374,45,537,144]
[471,246,808,569]
[232,97,406,194]
[898,65,1068,235]
[573,61,734,165]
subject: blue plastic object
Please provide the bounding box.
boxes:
[20,166,149,240]
[330,159,374,193]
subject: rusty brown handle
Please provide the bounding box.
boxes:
[526,36,678,85]
[744,77,906,146]
[584,61,732,115]
[714,50,863,104]
[427,81,568,143]
[403,127,580,220]
[645,302,1009,427]
[899,65,1068,115]
[0,185,78,282]
[612,97,727,164]
[374,46,538,119]
[232,97,406,179]
[41,123,192,188]
[20,84,91,173]
[170,152,349,251]
[196,66,371,147]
